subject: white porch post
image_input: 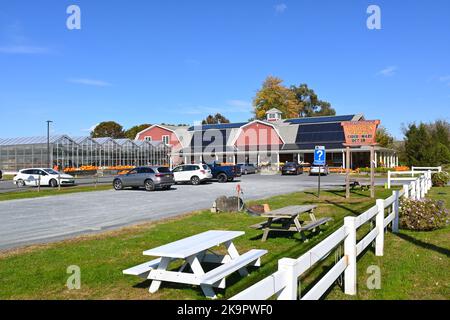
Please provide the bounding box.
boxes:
[342,150,346,169]
[277,153,280,171]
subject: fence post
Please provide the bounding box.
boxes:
[415,178,421,200]
[387,171,391,189]
[277,258,298,300]
[427,171,432,191]
[344,216,357,295]
[420,176,425,199]
[58,174,61,191]
[438,166,442,173]
[392,190,400,233]
[37,174,41,193]
[375,199,385,256]
[410,182,415,200]
[403,184,409,199]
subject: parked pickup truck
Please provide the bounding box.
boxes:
[207,162,241,183]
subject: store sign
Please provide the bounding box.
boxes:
[341,120,380,146]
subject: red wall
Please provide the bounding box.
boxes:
[235,122,283,146]
[136,126,182,149]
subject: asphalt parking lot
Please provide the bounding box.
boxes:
[0,173,387,251]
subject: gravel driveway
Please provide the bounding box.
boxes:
[0,174,386,250]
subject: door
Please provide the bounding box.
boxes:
[172,165,186,182]
[137,167,155,185]
[37,169,51,185]
[122,168,139,187]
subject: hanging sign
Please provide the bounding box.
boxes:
[341,120,380,146]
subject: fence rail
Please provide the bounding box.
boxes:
[387,169,434,189]
[231,172,432,301]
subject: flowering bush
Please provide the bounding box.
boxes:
[400,198,449,231]
[431,171,449,187]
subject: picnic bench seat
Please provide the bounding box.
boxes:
[200,249,267,286]
[123,258,162,278]
[251,217,332,232]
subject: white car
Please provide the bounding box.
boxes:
[13,168,75,188]
[309,165,329,176]
[172,164,213,185]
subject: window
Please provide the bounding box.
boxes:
[172,166,184,172]
[144,136,152,142]
[139,167,155,174]
[162,135,170,145]
[128,169,138,175]
[157,167,171,173]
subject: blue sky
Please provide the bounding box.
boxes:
[0,0,449,139]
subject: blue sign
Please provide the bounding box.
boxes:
[314,146,326,166]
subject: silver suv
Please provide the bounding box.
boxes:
[113,166,175,191]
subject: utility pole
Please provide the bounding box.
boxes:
[46,120,53,168]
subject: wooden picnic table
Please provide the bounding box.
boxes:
[123,230,267,299]
[251,205,332,242]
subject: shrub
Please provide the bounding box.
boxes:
[431,171,449,187]
[400,198,449,231]
[358,167,390,174]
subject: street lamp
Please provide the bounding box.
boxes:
[46,120,53,168]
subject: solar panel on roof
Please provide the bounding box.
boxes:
[284,115,355,125]
[292,123,345,147]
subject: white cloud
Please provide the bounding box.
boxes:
[377,66,398,77]
[0,45,49,54]
[68,78,112,87]
[275,3,287,14]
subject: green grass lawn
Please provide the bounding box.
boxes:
[1,175,15,181]
[0,184,112,202]
[0,187,448,300]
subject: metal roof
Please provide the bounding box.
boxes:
[0,135,73,146]
[284,115,357,125]
[93,137,117,145]
[114,138,137,146]
[188,122,248,131]
[71,136,99,145]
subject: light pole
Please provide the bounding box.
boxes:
[46,120,53,168]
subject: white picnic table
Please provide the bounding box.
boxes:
[123,230,267,299]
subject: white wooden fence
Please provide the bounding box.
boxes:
[387,169,435,189]
[230,173,433,300]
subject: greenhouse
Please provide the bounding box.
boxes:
[0,135,171,172]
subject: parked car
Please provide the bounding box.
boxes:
[207,162,241,183]
[13,168,75,188]
[0,169,2,180]
[172,164,212,185]
[237,163,257,175]
[281,162,304,175]
[309,165,329,176]
[113,166,175,191]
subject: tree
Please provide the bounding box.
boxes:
[124,124,151,140]
[91,121,125,138]
[290,84,336,117]
[376,126,394,148]
[403,121,450,166]
[253,76,302,120]
[202,113,230,124]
